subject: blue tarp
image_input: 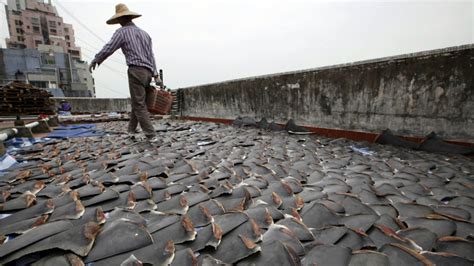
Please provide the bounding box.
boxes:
[5,137,50,150]
[58,111,72,116]
[1,138,56,171]
[0,154,17,171]
[58,124,96,130]
[0,124,106,171]
[350,145,376,156]
[47,124,105,138]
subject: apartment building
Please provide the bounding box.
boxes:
[5,0,81,59]
[1,0,94,97]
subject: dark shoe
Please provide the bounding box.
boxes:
[128,132,137,140]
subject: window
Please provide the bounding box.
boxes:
[65,35,70,40]
[69,49,80,56]
[27,26,30,29]
[50,28,57,34]
[41,53,56,65]
[16,28,22,34]
[30,81,48,88]
[15,20,21,25]
[31,17,40,25]
[35,40,42,47]
[48,21,56,28]
[33,26,40,33]
[64,27,69,33]
[17,36,24,41]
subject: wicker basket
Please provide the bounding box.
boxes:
[146,86,173,115]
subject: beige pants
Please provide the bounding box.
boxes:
[127,66,155,138]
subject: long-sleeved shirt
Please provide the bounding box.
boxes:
[93,22,157,76]
[59,102,71,111]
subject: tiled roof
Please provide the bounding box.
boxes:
[0,120,473,265]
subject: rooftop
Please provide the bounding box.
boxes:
[0,119,473,265]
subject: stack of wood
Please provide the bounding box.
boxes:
[0,81,55,115]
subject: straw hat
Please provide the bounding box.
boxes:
[106,3,141,25]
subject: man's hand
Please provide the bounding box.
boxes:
[154,75,163,87]
[89,60,98,73]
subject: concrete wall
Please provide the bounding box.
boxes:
[52,97,131,113]
[180,45,474,141]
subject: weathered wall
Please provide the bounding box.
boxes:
[180,45,474,141]
[52,97,131,113]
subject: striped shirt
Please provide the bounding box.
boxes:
[93,22,157,76]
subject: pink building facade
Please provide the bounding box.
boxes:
[5,0,81,60]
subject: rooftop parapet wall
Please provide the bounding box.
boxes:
[52,97,131,113]
[180,45,474,141]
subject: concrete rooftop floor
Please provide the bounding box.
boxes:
[0,120,473,265]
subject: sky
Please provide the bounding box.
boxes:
[0,0,473,98]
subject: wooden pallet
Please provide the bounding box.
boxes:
[0,81,55,115]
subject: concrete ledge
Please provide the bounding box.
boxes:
[0,142,5,156]
[15,127,34,138]
[31,120,52,133]
[52,97,131,113]
[181,44,474,89]
[180,45,474,142]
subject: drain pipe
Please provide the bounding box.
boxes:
[2,118,50,141]
[0,128,18,142]
[25,117,49,129]
[25,121,40,129]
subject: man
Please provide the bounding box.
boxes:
[58,100,72,112]
[89,3,160,142]
[57,99,72,116]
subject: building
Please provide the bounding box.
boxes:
[0,46,95,97]
[1,0,94,97]
[5,0,81,59]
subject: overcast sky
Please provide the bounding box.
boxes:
[1,0,473,98]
